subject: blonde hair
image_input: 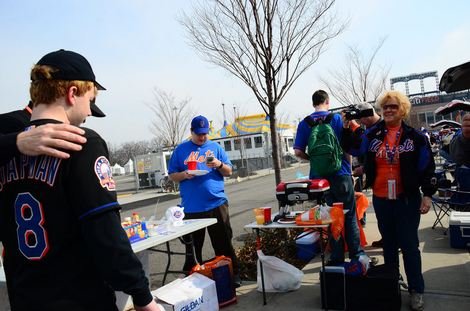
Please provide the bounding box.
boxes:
[377,90,411,119]
[30,65,96,106]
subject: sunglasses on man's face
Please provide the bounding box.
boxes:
[382,104,399,111]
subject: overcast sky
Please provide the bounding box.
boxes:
[1,0,469,145]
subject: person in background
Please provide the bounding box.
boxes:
[450,113,470,166]
[437,126,456,163]
[341,102,384,247]
[0,49,161,311]
[450,113,470,191]
[343,90,436,311]
[294,90,365,266]
[168,115,241,287]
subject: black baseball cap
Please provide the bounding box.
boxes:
[35,49,106,117]
[90,99,106,118]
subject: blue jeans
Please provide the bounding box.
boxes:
[373,194,424,293]
[326,175,364,262]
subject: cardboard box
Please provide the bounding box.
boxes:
[152,273,219,311]
[449,211,470,249]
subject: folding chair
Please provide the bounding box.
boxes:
[431,175,454,231]
[431,190,453,233]
[450,165,470,212]
[432,188,470,234]
[448,189,470,212]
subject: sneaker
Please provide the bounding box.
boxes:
[410,290,424,311]
[371,239,383,248]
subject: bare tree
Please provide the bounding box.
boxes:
[148,88,194,150]
[320,37,390,106]
[181,0,346,184]
[108,140,154,166]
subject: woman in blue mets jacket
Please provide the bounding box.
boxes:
[342,90,437,311]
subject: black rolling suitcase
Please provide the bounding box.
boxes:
[320,266,346,310]
[346,264,401,310]
[320,264,401,310]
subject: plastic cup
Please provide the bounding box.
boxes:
[253,208,264,225]
[262,207,272,224]
[187,160,197,170]
[332,202,344,209]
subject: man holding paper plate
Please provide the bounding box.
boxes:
[168,115,241,287]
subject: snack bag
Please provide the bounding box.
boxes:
[295,204,331,225]
[329,203,344,241]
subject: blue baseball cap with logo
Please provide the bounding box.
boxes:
[191,115,210,135]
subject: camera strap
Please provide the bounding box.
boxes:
[384,128,401,164]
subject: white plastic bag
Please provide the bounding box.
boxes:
[256,250,304,292]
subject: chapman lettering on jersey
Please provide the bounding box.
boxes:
[0,155,62,191]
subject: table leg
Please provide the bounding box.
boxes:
[255,228,267,305]
[150,234,199,286]
[162,242,172,286]
[319,227,328,311]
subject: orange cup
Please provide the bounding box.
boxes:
[187,160,197,170]
[253,208,264,225]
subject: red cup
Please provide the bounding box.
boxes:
[187,160,197,170]
[262,207,272,224]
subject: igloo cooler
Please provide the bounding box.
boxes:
[295,231,320,261]
[449,211,470,249]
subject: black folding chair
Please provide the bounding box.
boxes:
[431,190,453,233]
[431,188,470,234]
[448,189,470,212]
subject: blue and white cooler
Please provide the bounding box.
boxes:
[296,231,320,261]
[449,211,470,249]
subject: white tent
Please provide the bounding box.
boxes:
[124,159,134,175]
[112,163,125,176]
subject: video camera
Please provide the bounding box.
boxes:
[343,105,374,120]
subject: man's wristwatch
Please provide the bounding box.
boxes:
[218,162,224,169]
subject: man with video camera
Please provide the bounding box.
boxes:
[341,102,381,152]
[341,103,384,247]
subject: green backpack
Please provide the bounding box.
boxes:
[304,113,343,176]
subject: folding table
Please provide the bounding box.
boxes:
[245,219,331,306]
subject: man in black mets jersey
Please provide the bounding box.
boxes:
[0,50,161,311]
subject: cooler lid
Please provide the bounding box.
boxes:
[449,211,470,225]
